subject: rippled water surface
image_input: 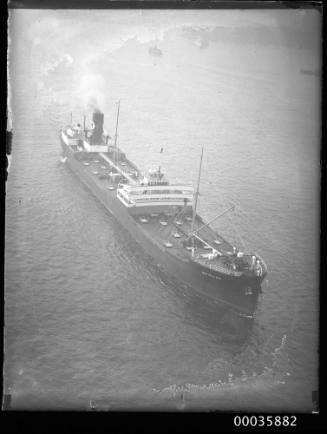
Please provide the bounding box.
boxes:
[5,10,320,411]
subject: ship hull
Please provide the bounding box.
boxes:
[61,138,262,316]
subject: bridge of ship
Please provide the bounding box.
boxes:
[116,183,194,208]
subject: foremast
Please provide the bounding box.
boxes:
[190,147,204,256]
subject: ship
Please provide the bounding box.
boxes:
[149,45,162,57]
[194,38,209,49]
[60,103,267,318]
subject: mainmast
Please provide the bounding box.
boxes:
[114,100,120,165]
[190,147,204,252]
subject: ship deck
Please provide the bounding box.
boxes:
[131,208,240,273]
[70,144,141,189]
[99,152,140,185]
[67,143,243,276]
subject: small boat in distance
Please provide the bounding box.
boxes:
[60,103,267,318]
[194,38,209,49]
[149,45,162,57]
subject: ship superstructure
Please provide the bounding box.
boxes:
[60,104,267,317]
[116,172,194,215]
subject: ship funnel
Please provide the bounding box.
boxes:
[92,111,104,145]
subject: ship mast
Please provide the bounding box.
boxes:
[190,147,204,253]
[114,100,120,165]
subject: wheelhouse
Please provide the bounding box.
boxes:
[116,168,194,212]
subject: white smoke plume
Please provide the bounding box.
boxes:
[76,72,106,113]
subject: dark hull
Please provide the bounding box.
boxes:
[61,138,262,316]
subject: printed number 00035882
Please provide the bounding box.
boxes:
[234,415,297,427]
